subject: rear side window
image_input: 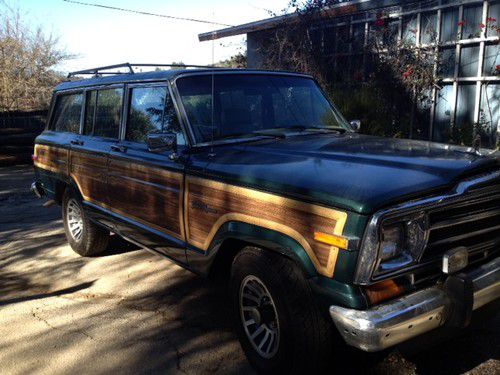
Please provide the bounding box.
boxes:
[52,93,83,133]
[94,88,123,139]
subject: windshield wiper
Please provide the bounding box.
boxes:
[253,126,345,136]
[299,126,346,133]
[213,132,277,141]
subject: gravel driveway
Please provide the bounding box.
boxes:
[0,165,498,375]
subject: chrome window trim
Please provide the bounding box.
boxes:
[354,169,500,285]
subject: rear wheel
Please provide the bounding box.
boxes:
[62,189,109,256]
[230,246,334,374]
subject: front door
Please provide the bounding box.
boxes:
[106,83,188,264]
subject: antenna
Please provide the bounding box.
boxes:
[209,11,216,157]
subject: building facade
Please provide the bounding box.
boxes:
[200,0,500,148]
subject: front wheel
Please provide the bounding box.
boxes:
[230,246,334,374]
[62,189,109,256]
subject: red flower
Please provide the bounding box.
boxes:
[402,69,413,78]
[496,65,500,72]
[458,21,466,27]
[480,23,486,28]
[487,17,497,23]
[375,19,385,27]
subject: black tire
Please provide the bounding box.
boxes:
[62,189,109,256]
[230,246,334,374]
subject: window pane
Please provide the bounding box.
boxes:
[420,12,438,45]
[352,23,365,52]
[126,86,167,143]
[441,7,458,42]
[434,85,453,142]
[94,88,123,139]
[323,26,336,55]
[461,5,482,39]
[455,84,476,145]
[459,45,479,77]
[484,44,500,76]
[83,91,96,135]
[337,25,350,53]
[52,93,82,133]
[402,16,417,44]
[480,84,500,147]
[487,2,500,37]
[439,47,456,78]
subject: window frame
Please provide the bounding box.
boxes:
[48,89,85,134]
[82,89,97,136]
[123,81,188,145]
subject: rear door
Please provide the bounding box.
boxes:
[106,82,188,264]
[34,90,83,192]
[69,85,124,229]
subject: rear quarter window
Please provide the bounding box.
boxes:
[51,93,83,133]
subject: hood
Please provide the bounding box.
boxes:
[191,133,500,215]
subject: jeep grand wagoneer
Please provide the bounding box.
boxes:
[32,64,500,374]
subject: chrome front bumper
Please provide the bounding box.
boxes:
[330,257,500,352]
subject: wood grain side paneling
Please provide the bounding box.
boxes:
[70,150,109,205]
[107,158,184,240]
[34,144,69,175]
[185,176,348,278]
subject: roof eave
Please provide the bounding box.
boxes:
[198,0,420,41]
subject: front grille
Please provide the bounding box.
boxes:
[423,193,500,262]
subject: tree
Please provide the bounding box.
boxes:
[215,52,247,68]
[0,2,70,112]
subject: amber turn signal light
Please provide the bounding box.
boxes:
[365,279,403,305]
[313,231,349,250]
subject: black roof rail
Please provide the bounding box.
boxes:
[67,62,220,78]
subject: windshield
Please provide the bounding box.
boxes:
[176,74,350,143]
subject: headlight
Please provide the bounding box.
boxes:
[374,214,428,277]
[354,212,429,284]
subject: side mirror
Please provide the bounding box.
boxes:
[147,133,177,155]
[350,120,361,133]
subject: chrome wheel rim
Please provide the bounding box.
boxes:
[67,199,83,242]
[239,275,280,359]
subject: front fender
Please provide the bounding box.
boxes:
[187,221,319,278]
[186,221,368,309]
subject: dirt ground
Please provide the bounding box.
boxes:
[0,165,498,375]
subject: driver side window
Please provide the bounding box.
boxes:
[126,85,185,145]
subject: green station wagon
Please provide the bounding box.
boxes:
[32,64,500,373]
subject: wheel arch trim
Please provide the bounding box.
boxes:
[205,220,320,278]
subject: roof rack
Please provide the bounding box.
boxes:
[67,62,220,78]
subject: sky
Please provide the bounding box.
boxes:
[15,0,290,73]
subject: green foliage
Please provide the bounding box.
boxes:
[215,53,247,68]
